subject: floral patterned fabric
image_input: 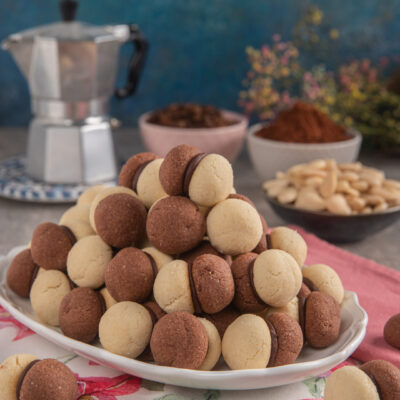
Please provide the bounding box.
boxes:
[0,304,357,400]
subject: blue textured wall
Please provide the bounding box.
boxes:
[0,0,399,125]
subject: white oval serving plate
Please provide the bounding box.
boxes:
[0,246,368,390]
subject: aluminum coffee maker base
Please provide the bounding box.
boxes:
[27,119,117,184]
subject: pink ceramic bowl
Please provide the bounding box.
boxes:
[139,110,248,162]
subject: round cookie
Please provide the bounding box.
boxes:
[30,222,76,271]
[100,287,118,310]
[118,152,158,189]
[302,263,344,304]
[159,144,202,196]
[297,282,312,300]
[59,204,90,225]
[227,193,268,254]
[77,184,107,206]
[222,314,271,370]
[94,193,147,248]
[203,305,241,338]
[99,301,153,358]
[153,260,194,314]
[7,249,38,298]
[252,249,302,307]
[105,247,156,303]
[136,158,168,208]
[198,318,222,370]
[180,240,232,265]
[304,291,341,348]
[59,287,104,343]
[384,314,400,349]
[89,186,138,231]
[0,354,37,400]
[30,270,71,326]
[67,235,112,289]
[231,252,265,313]
[17,358,78,400]
[269,227,307,267]
[146,196,206,255]
[266,312,303,367]
[188,153,233,207]
[61,218,95,241]
[150,311,208,369]
[142,246,173,271]
[207,198,263,255]
[360,360,400,400]
[324,365,380,400]
[190,254,234,314]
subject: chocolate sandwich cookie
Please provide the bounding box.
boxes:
[30,222,76,271]
[89,186,138,232]
[300,291,341,348]
[30,270,72,326]
[203,305,241,338]
[325,360,400,400]
[384,313,400,349]
[67,235,112,289]
[227,193,268,254]
[119,153,167,208]
[99,301,153,358]
[150,311,208,369]
[146,196,206,255]
[180,239,232,265]
[222,313,272,370]
[360,360,400,400]
[302,263,344,304]
[268,227,308,268]
[99,287,118,310]
[17,358,78,400]
[93,193,147,249]
[7,249,38,298]
[266,312,303,367]
[207,198,263,255]
[159,144,234,207]
[61,218,95,241]
[105,247,156,303]
[231,252,265,313]
[59,287,104,343]
[0,354,37,400]
[153,255,234,315]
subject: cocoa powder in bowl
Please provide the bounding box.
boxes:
[255,102,350,143]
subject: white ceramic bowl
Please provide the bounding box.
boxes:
[139,110,248,162]
[0,246,367,390]
[247,123,362,181]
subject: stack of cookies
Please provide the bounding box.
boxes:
[6,144,346,371]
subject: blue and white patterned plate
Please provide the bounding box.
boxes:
[0,156,116,203]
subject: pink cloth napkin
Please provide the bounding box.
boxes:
[293,226,400,368]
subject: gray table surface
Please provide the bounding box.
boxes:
[0,128,399,271]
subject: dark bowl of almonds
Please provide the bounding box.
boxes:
[139,103,248,162]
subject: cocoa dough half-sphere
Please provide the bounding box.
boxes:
[18,359,78,400]
[384,313,400,350]
[105,247,156,303]
[59,287,104,343]
[150,311,208,369]
[94,193,147,249]
[30,222,75,271]
[7,249,38,298]
[146,196,206,255]
[119,152,158,188]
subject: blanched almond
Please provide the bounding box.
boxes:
[336,180,359,197]
[263,179,289,197]
[339,171,359,182]
[319,168,337,198]
[374,202,388,212]
[278,186,297,204]
[362,194,385,206]
[346,196,366,211]
[294,188,326,212]
[325,194,352,215]
[338,162,362,172]
[359,168,385,186]
[351,180,369,192]
[305,176,324,187]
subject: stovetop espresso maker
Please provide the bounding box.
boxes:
[2,0,148,183]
